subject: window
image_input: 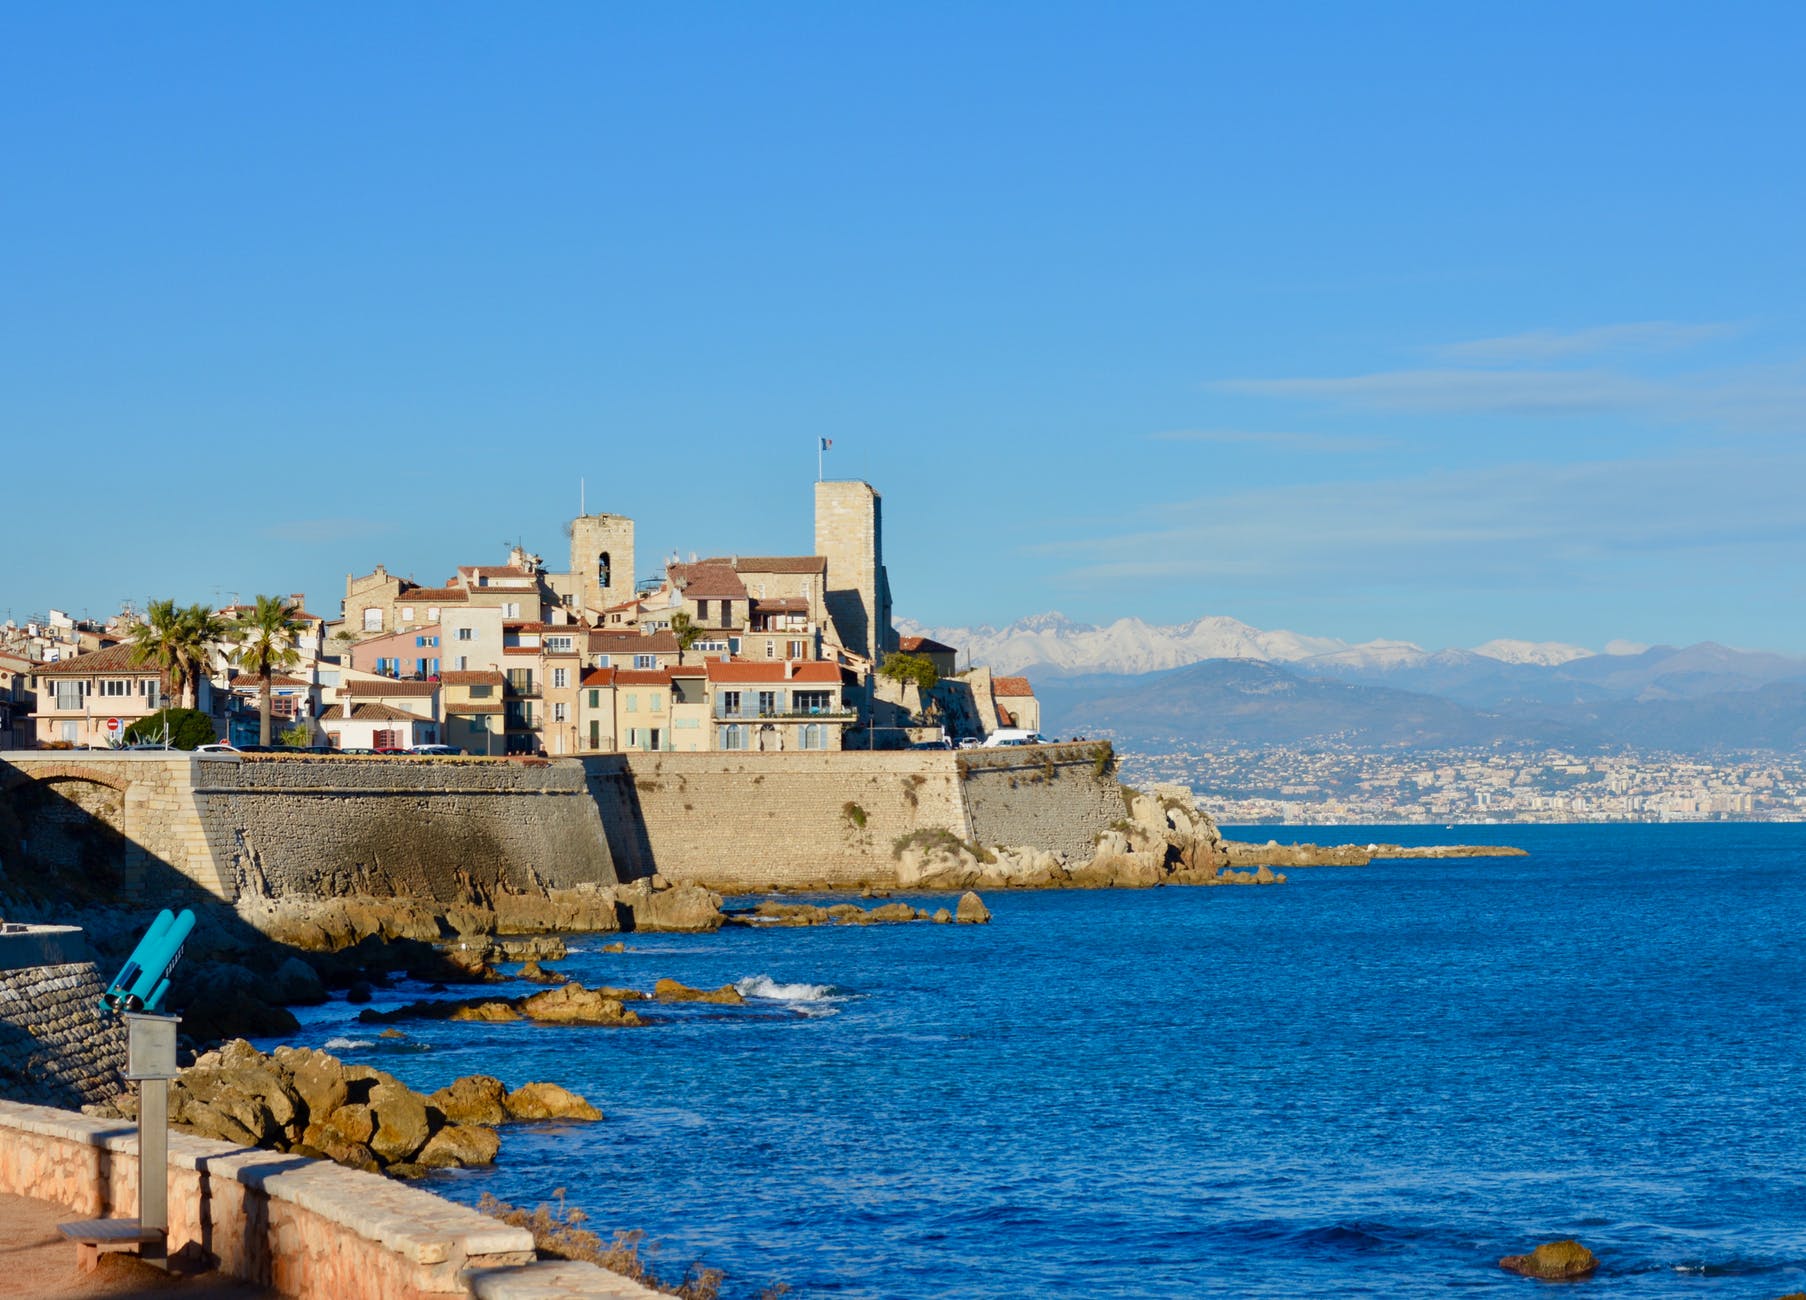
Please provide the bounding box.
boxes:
[587,689,599,707]
[455,627,474,642]
[588,719,600,748]
[633,654,655,670]
[696,599,710,622]
[100,679,130,697]
[794,690,833,714]
[695,640,726,653]
[595,654,611,667]
[503,602,521,619]
[507,669,533,693]
[650,694,663,713]
[401,607,415,622]
[547,635,574,652]
[626,695,638,713]
[721,690,741,716]
[469,684,492,698]
[552,667,569,689]
[789,640,807,659]
[54,682,83,709]
[758,690,777,716]
[363,607,383,631]
[454,656,469,671]
[801,724,828,750]
[721,724,748,751]
[764,640,776,659]
[553,703,567,723]
[427,607,439,620]
[728,637,741,655]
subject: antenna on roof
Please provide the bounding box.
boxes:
[580,476,586,517]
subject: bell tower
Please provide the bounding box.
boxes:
[570,513,636,619]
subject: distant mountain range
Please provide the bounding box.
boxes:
[898,612,1806,753]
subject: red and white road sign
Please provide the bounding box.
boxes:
[105,717,122,735]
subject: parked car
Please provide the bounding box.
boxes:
[956,737,983,750]
[195,742,241,753]
[409,744,462,755]
[373,746,407,755]
[338,747,376,755]
[981,728,1048,747]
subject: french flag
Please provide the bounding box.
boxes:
[820,437,833,451]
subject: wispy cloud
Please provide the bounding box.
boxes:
[1216,368,1665,414]
[1147,429,1396,453]
[1031,452,1806,593]
[1430,321,1739,364]
[259,518,399,544]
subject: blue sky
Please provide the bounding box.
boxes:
[5,4,1803,653]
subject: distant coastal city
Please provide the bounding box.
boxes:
[1117,743,1806,824]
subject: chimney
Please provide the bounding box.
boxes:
[343,691,353,720]
[785,660,795,680]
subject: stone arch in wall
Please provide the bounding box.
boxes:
[0,765,134,898]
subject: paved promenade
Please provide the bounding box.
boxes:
[0,1193,275,1299]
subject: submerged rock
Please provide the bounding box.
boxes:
[1499,1240,1599,1280]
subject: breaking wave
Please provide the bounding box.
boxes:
[322,1036,373,1051]
[735,974,846,1015]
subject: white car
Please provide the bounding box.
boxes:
[981,728,1048,747]
[195,743,242,753]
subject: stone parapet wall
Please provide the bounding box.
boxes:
[193,756,618,904]
[0,959,127,1109]
[0,1100,664,1299]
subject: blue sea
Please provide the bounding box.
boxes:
[270,824,1806,1297]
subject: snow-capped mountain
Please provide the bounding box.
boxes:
[899,612,1464,677]
[1470,638,1596,667]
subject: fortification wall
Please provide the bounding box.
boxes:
[956,744,1122,865]
[593,751,973,889]
[197,756,619,904]
[0,1099,663,1298]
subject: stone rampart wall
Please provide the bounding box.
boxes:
[956,744,1122,865]
[0,1099,663,1298]
[5,746,1122,904]
[195,756,618,904]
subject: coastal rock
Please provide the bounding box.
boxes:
[955,892,992,925]
[653,978,745,1005]
[1254,865,1278,885]
[367,1080,432,1163]
[416,1122,501,1168]
[519,982,645,1026]
[1499,1240,1599,1280]
[933,908,952,924]
[516,959,564,985]
[379,1028,406,1039]
[602,941,626,953]
[310,1102,375,1148]
[450,1000,522,1022]
[270,957,328,1005]
[429,1074,511,1126]
[748,901,833,926]
[506,1081,603,1122]
[622,882,725,933]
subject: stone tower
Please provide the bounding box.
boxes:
[814,480,895,664]
[569,513,636,619]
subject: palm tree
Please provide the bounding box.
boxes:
[128,599,187,705]
[176,604,229,709]
[129,600,225,709]
[670,610,702,665]
[232,595,302,747]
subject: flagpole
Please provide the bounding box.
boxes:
[817,438,823,483]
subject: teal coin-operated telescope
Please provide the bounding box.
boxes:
[62,908,195,1272]
[100,908,195,1015]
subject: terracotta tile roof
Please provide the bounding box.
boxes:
[502,646,539,655]
[462,564,537,578]
[992,675,1036,697]
[230,674,312,690]
[31,643,164,676]
[997,701,1013,726]
[580,667,618,687]
[750,597,808,614]
[670,665,707,677]
[446,701,504,714]
[590,630,678,654]
[733,556,827,575]
[398,588,468,603]
[705,661,844,684]
[898,635,957,655]
[616,669,673,686]
[342,679,438,697]
[669,562,747,600]
[440,670,505,685]
[335,702,431,722]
